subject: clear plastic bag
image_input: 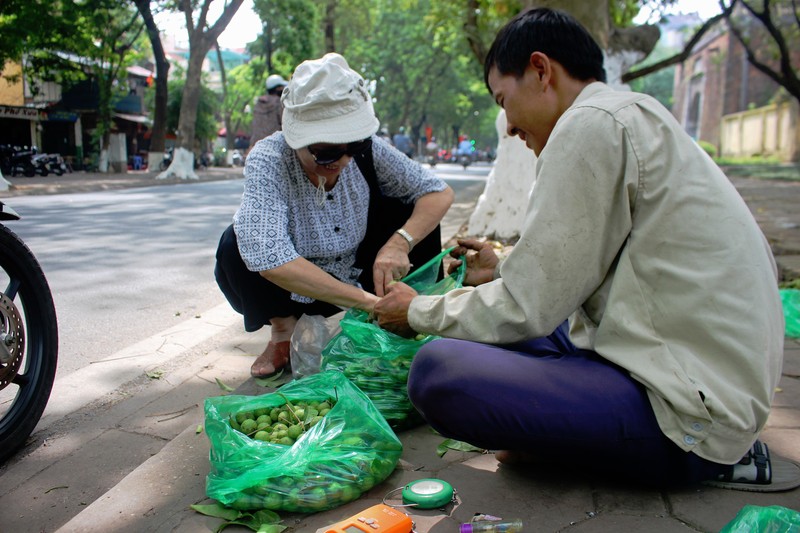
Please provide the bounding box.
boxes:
[290,311,344,380]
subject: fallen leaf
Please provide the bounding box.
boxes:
[436,438,484,457]
[146,368,165,379]
[189,503,239,521]
[216,378,235,392]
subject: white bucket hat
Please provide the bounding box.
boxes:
[281,53,379,149]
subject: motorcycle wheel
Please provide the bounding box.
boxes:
[0,224,58,463]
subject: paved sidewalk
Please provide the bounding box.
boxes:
[1,165,798,533]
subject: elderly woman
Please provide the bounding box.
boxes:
[215,53,454,379]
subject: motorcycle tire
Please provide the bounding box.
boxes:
[0,224,58,464]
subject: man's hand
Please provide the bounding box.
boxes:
[374,281,418,337]
[448,238,499,287]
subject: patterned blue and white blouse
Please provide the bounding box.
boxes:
[233,132,447,302]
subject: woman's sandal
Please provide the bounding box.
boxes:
[250,340,291,379]
[703,440,800,492]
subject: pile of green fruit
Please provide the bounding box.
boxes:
[230,449,400,512]
[322,346,428,429]
[206,371,404,514]
[225,395,402,512]
[228,397,336,445]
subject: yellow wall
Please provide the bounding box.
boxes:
[0,61,24,106]
[720,100,799,163]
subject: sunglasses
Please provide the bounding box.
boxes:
[307,138,372,165]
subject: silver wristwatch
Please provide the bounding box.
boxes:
[395,228,415,251]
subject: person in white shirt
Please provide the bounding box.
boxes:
[374,8,797,491]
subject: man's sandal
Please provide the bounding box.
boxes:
[703,440,800,492]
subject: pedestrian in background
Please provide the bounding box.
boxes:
[247,74,288,154]
[392,127,414,158]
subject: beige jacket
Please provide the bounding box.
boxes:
[408,83,784,465]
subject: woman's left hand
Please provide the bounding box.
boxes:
[373,241,412,297]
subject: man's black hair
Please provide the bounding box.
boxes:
[484,7,607,92]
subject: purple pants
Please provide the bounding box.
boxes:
[407,322,727,487]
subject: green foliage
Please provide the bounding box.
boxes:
[714,155,783,166]
[251,0,321,70]
[780,279,800,290]
[220,59,267,135]
[341,0,498,149]
[696,140,717,158]
[628,35,680,109]
[0,1,84,66]
[610,0,642,27]
[164,67,220,146]
[190,502,286,533]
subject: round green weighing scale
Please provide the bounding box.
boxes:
[400,478,456,509]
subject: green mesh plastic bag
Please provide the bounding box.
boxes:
[204,371,402,512]
[321,247,465,429]
[780,289,800,338]
[719,505,800,533]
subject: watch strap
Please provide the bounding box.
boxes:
[395,228,415,251]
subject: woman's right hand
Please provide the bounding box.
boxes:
[448,238,499,286]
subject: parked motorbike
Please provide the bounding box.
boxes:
[159,147,174,171]
[231,149,244,167]
[0,201,58,463]
[38,153,68,176]
[457,154,472,169]
[0,145,39,177]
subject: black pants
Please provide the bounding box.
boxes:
[214,224,342,332]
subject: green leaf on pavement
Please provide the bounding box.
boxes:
[254,368,286,387]
[192,502,286,533]
[146,368,165,379]
[257,525,286,533]
[436,438,484,457]
[190,503,240,521]
[196,424,204,434]
[216,377,235,392]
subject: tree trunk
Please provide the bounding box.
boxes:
[159,48,204,179]
[533,0,610,48]
[159,0,243,179]
[133,0,170,171]
[468,0,660,240]
[323,0,336,52]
